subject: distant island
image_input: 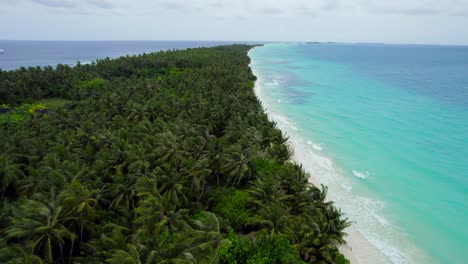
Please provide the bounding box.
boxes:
[305,42,338,45]
[0,45,349,263]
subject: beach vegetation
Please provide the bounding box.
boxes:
[0,45,349,263]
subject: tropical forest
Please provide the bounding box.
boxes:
[0,45,350,263]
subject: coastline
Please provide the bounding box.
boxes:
[248,48,392,264]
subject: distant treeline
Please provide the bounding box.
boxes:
[0,49,203,104]
[0,45,349,263]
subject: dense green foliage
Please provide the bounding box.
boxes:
[35,98,71,110]
[0,45,349,263]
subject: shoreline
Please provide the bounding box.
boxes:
[248,48,392,264]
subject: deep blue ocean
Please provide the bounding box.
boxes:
[0,40,256,70]
[250,44,468,264]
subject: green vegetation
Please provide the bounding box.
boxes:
[0,103,50,135]
[35,98,71,110]
[0,45,349,263]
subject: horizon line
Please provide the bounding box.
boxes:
[0,39,467,47]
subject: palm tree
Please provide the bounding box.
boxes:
[79,224,130,263]
[104,166,137,212]
[107,244,142,264]
[222,115,246,144]
[322,205,350,245]
[4,199,76,263]
[0,154,24,201]
[248,177,289,209]
[38,154,69,195]
[155,166,188,209]
[267,143,293,164]
[181,212,227,264]
[17,168,49,197]
[221,144,252,187]
[280,164,310,195]
[280,164,315,214]
[250,202,292,236]
[61,179,99,243]
[132,195,176,263]
[0,243,44,264]
[126,102,148,122]
[205,138,223,187]
[181,157,212,202]
[156,132,188,168]
[135,193,191,240]
[127,145,153,175]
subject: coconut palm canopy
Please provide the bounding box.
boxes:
[0,45,349,263]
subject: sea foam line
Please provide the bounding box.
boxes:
[262,89,405,264]
[352,170,370,179]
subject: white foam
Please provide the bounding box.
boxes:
[277,99,282,103]
[352,170,370,179]
[305,140,323,151]
[312,143,323,151]
[272,113,298,131]
[341,183,353,192]
[357,197,389,226]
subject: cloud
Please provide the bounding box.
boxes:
[1,0,468,44]
[29,0,116,10]
[87,0,115,9]
[157,0,205,13]
[243,0,348,17]
[257,6,283,15]
[159,1,186,11]
[450,9,468,16]
[369,5,443,16]
[32,0,76,8]
[209,2,226,9]
[20,0,468,17]
[321,0,341,11]
[361,0,468,16]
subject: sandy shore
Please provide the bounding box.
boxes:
[338,225,391,264]
[248,49,392,264]
[265,98,392,264]
[292,145,392,264]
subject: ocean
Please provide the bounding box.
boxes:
[0,40,255,70]
[249,43,468,264]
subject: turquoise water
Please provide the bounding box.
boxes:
[249,44,468,264]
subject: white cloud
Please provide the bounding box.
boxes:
[0,0,467,44]
[361,0,468,16]
[32,0,77,8]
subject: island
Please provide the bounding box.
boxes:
[0,45,349,263]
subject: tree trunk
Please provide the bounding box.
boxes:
[47,238,53,264]
[80,211,84,243]
[197,177,205,203]
[69,239,75,264]
[59,243,64,264]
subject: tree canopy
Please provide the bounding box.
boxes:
[0,45,349,263]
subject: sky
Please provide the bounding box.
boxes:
[1,0,468,45]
